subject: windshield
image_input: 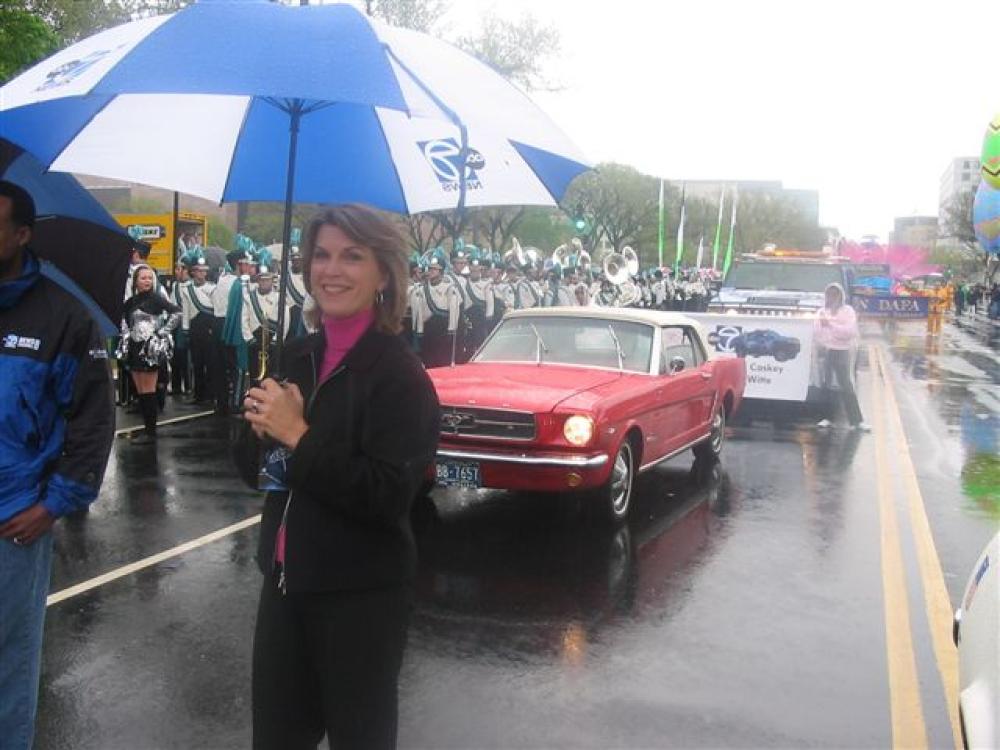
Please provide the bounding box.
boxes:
[724,262,845,293]
[476,316,654,373]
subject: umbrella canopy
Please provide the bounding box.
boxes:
[0,0,590,367]
[0,139,131,332]
[0,0,589,214]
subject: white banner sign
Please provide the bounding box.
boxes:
[689,313,816,401]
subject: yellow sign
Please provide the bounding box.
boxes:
[115,211,208,274]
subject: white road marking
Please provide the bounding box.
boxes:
[115,409,216,436]
[46,515,262,607]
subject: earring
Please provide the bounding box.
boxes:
[375,290,385,306]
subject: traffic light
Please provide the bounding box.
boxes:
[571,204,587,234]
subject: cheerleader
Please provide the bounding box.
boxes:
[120,266,181,443]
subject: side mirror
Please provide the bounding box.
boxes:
[669,356,686,374]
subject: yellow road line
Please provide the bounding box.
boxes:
[871,344,928,749]
[875,345,962,749]
[46,514,262,607]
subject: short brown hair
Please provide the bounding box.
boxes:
[300,204,408,335]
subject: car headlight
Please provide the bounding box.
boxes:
[563,415,595,446]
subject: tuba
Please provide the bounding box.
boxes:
[503,236,527,268]
[602,252,641,307]
[603,252,630,286]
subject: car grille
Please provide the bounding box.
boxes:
[440,406,536,441]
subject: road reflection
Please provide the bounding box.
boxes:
[413,459,735,663]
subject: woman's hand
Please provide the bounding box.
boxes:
[243,379,309,450]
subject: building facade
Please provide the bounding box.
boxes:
[939,157,980,219]
[891,216,938,249]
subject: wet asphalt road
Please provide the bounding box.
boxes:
[35,314,999,749]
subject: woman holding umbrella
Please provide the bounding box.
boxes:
[119,266,181,443]
[237,204,439,750]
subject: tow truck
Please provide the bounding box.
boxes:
[689,247,855,403]
[708,247,852,315]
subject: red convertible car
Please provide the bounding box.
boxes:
[428,308,746,523]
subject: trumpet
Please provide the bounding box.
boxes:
[256,320,270,382]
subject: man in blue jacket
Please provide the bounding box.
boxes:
[0,181,115,750]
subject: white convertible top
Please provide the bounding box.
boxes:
[505,306,713,349]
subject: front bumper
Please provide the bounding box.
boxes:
[434,445,611,492]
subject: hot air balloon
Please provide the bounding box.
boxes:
[982,114,1000,189]
[973,179,1000,254]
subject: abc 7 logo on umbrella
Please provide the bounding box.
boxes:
[420,139,486,192]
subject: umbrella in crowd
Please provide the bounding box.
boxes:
[0,138,131,334]
[0,0,590,364]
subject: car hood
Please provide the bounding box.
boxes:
[429,363,625,413]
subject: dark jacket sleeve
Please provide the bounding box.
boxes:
[41,315,116,518]
[286,357,440,526]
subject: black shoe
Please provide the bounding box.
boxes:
[130,432,155,446]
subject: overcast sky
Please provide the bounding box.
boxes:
[435,0,998,241]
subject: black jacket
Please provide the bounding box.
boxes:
[236,326,440,592]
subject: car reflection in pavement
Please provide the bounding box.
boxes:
[412,458,735,663]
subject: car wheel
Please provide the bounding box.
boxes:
[601,439,635,525]
[693,405,725,461]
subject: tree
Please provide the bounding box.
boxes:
[207,217,234,250]
[732,191,826,254]
[399,213,445,254]
[7,0,186,45]
[456,12,560,92]
[365,0,447,34]
[562,164,662,261]
[0,6,59,83]
[941,190,976,247]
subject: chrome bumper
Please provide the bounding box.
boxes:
[436,448,609,468]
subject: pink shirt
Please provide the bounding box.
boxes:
[276,306,375,567]
[319,307,375,381]
[814,303,859,350]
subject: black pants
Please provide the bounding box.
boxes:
[170,344,190,395]
[252,580,411,750]
[820,348,864,426]
[418,315,453,369]
[189,314,215,402]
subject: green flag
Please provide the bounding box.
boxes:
[674,183,686,275]
[657,179,665,268]
[722,189,738,276]
[712,187,726,270]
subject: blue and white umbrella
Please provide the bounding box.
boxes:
[0,0,588,215]
[0,0,589,363]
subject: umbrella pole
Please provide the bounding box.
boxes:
[274,102,304,376]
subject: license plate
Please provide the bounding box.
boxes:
[435,460,481,489]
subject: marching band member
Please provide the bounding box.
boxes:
[651,269,667,310]
[410,254,461,368]
[464,252,494,355]
[514,260,542,309]
[286,247,309,339]
[168,260,191,396]
[489,259,511,332]
[241,266,290,377]
[180,256,216,404]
